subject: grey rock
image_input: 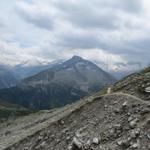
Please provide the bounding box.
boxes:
[92,137,99,145]
[71,137,83,150]
[130,141,140,149]
[129,118,138,129]
[129,128,140,139]
[145,87,150,93]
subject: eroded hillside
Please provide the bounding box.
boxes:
[113,67,150,101]
[0,93,149,150]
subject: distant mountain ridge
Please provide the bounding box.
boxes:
[0,60,63,89]
[13,59,64,79]
[0,56,116,109]
[0,65,19,89]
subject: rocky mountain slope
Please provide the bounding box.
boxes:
[0,92,149,150]
[0,66,149,150]
[0,56,116,109]
[0,65,18,89]
[113,67,150,101]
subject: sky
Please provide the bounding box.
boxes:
[0,0,150,72]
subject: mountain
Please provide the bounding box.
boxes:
[0,59,64,90]
[111,61,143,79]
[13,59,64,79]
[0,67,149,150]
[0,56,116,109]
[112,66,150,101]
[0,66,149,150]
[0,65,19,89]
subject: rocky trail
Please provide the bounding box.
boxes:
[0,94,96,150]
[113,67,150,102]
[107,87,112,94]
[0,92,150,150]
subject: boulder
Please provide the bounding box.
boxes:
[145,87,150,93]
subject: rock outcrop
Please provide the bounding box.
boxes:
[113,67,150,101]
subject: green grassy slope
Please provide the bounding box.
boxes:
[0,100,32,122]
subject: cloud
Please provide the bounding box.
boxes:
[16,0,143,30]
[111,61,143,73]
[16,1,55,30]
[55,0,142,30]
[0,20,4,27]
[114,61,142,68]
[0,0,149,72]
[0,40,49,66]
[56,2,119,30]
[56,30,104,49]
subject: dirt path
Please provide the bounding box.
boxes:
[107,87,112,94]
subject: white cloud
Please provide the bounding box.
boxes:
[0,0,149,70]
[0,40,51,66]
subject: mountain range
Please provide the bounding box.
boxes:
[0,56,116,109]
[0,65,19,89]
[0,59,64,89]
[0,66,149,150]
[13,59,64,79]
